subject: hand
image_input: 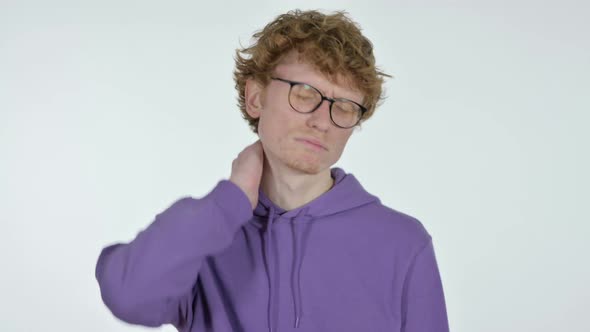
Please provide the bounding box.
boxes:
[229,140,264,210]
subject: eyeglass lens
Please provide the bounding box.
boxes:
[289,83,362,128]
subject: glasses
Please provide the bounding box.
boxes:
[271,77,367,129]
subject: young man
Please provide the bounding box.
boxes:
[96,9,449,332]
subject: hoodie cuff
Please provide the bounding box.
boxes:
[208,179,254,226]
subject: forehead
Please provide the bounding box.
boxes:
[272,51,364,102]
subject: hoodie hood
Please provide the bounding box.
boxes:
[250,167,379,332]
[253,167,378,219]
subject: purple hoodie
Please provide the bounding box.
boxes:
[95,167,449,332]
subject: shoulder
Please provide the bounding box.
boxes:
[360,200,432,247]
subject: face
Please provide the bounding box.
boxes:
[245,51,364,175]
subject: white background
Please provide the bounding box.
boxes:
[1,0,588,331]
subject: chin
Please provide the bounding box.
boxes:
[282,151,331,175]
[287,160,322,174]
[265,138,333,175]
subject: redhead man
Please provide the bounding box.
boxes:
[96,9,449,332]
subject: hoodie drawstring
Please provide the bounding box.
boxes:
[291,207,311,328]
[264,206,277,332]
[263,206,312,332]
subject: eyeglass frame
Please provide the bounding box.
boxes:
[270,77,368,129]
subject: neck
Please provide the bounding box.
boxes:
[260,156,334,211]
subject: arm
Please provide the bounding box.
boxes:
[401,238,450,332]
[95,180,252,327]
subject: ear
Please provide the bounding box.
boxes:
[245,78,265,119]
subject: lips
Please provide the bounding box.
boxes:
[296,137,327,150]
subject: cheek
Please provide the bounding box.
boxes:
[257,115,290,151]
[334,132,352,148]
[329,133,352,156]
[259,108,295,140]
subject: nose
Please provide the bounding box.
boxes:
[306,99,332,132]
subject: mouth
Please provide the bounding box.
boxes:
[295,137,327,151]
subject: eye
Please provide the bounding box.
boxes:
[334,102,358,113]
[293,85,318,100]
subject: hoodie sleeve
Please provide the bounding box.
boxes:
[401,238,450,332]
[95,180,253,328]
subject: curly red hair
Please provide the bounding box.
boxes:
[234,9,390,133]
